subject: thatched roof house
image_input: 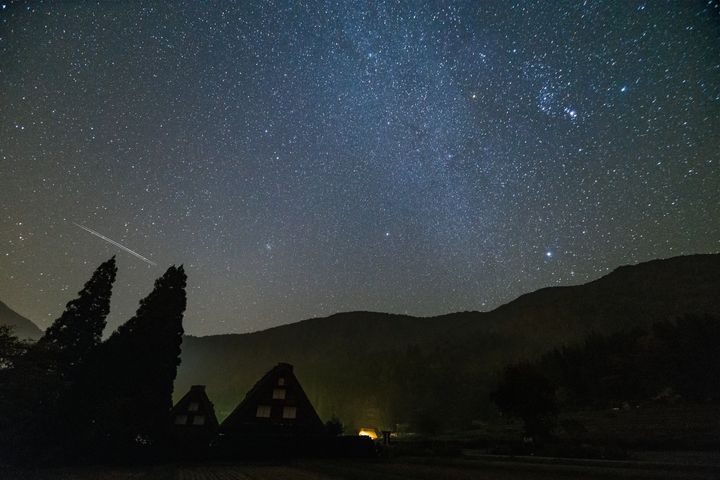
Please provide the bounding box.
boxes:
[170,384,219,449]
[220,363,324,436]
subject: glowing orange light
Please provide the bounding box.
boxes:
[358,428,378,440]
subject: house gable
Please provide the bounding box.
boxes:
[171,384,219,431]
[220,363,324,435]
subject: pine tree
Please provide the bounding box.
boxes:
[98,265,187,451]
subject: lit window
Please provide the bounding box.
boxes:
[278,377,285,386]
[282,406,297,419]
[192,415,205,425]
[188,402,199,412]
[174,414,188,425]
[272,388,286,400]
[256,405,271,418]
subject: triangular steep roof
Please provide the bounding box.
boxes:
[171,385,219,430]
[220,363,324,435]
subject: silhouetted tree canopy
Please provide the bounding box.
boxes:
[651,314,720,401]
[0,325,29,370]
[0,325,31,439]
[0,258,117,463]
[36,256,117,378]
[502,314,720,419]
[491,361,558,439]
[325,415,344,436]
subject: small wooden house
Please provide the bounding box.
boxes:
[170,385,219,450]
[220,363,324,436]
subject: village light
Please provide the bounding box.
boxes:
[358,428,378,440]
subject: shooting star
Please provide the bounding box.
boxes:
[73,223,157,266]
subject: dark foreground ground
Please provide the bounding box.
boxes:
[2,456,719,480]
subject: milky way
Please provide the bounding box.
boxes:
[1,1,718,335]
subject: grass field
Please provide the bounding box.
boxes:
[2,457,718,480]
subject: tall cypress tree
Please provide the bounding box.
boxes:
[38,256,117,376]
[98,265,187,450]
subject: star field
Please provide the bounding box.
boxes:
[1,1,719,335]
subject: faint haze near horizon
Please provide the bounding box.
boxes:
[0,1,718,335]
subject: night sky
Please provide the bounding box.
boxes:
[1,1,718,336]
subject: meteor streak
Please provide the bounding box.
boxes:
[73,223,157,266]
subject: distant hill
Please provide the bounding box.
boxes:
[0,301,42,340]
[176,254,720,429]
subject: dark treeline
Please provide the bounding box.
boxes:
[538,314,720,405]
[303,314,720,437]
[303,338,510,434]
[491,314,720,438]
[0,257,187,464]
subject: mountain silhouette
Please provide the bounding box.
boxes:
[0,300,43,340]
